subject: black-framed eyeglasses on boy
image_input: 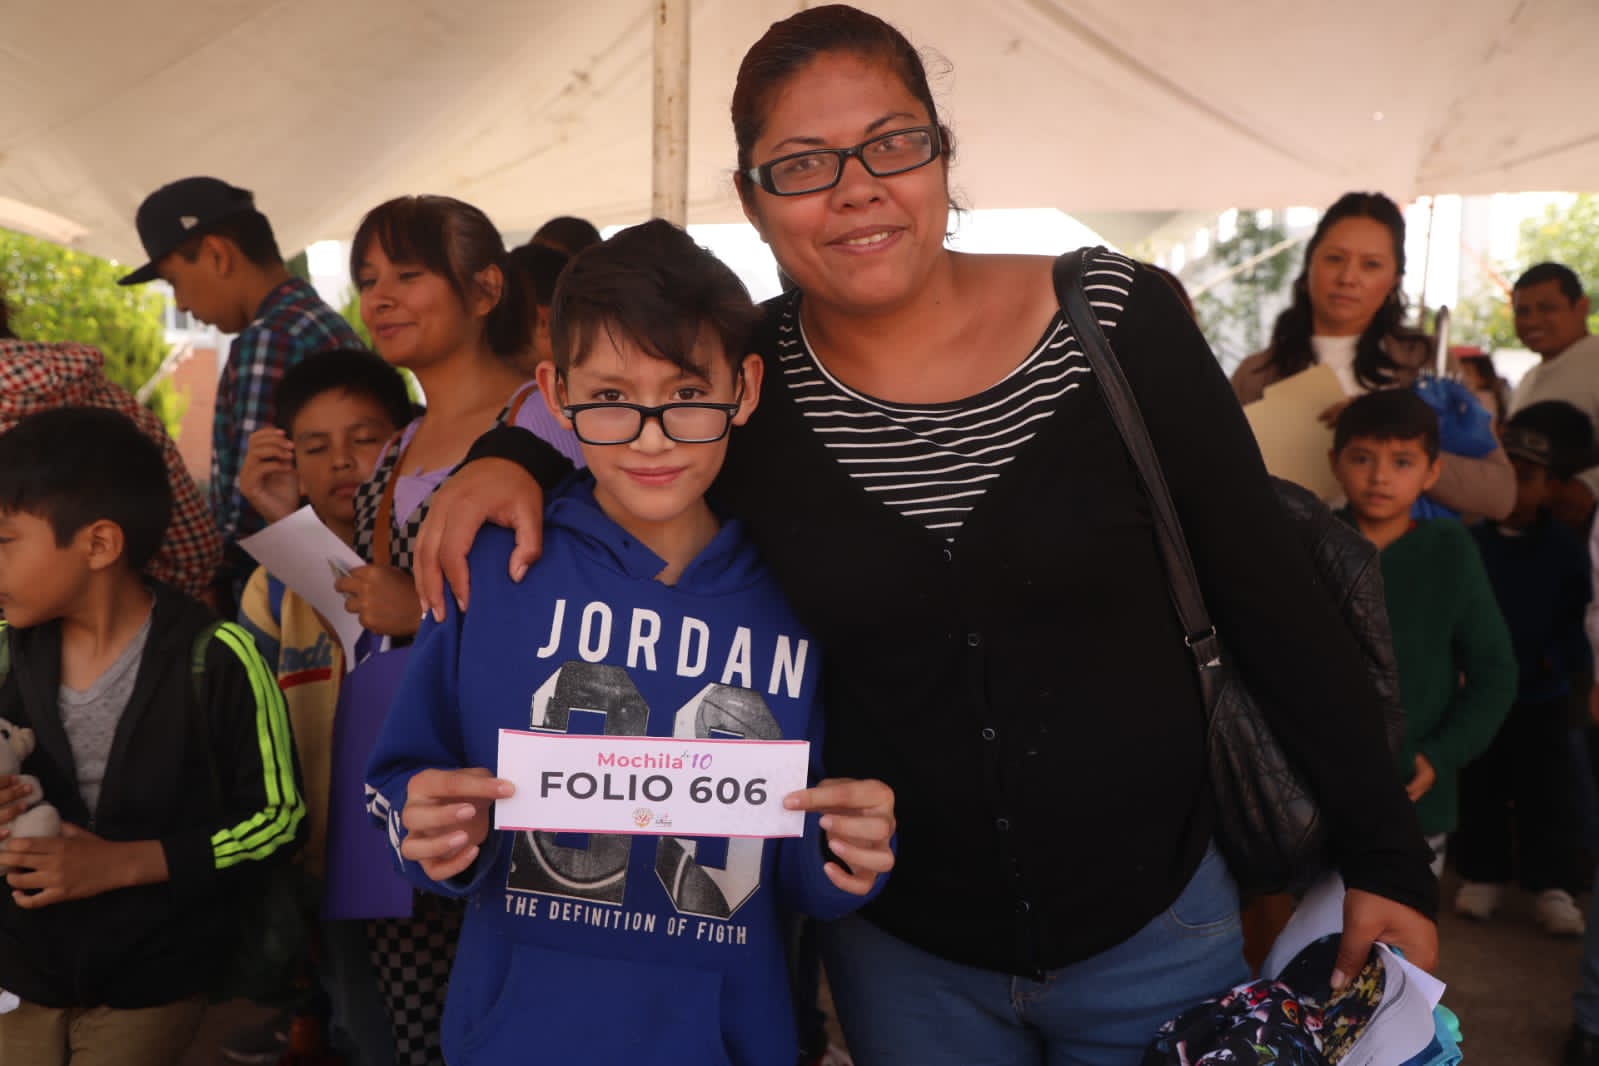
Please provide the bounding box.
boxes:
[561,400,743,445]
[744,126,942,196]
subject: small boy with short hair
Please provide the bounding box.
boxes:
[365,220,896,1066]
[1454,408,1592,935]
[0,407,304,1066]
[1330,390,1517,877]
[225,349,414,1065]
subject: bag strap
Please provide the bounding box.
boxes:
[1051,248,1224,680]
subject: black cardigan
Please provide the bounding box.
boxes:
[471,262,1436,976]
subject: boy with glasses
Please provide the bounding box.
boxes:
[364,220,896,1066]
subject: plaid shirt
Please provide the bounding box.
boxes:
[212,278,363,550]
[0,340,222,598]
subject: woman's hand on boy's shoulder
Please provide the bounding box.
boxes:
[785,778,896,896]
[414,458,547,623]
[336,565,422,638]
[401,768,515,883]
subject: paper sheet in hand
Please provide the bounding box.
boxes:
[1261,874,1444,1065]
[239,505,367,673]
[1243,365,1347,501]
[495,731,809,838]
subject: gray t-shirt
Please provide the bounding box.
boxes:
[59,610,152,815]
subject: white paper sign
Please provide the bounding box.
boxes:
[495,731,809,838]
[238,505,368,673]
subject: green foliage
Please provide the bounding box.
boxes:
[1453,194,1599,351]
[1192,213,1296,370]
[0,228,185,435]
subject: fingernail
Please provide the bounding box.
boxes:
[457,805,476,821]
[432,605,445,623]
[497,781,515,798]
[511,563,528,582]
[448,831,468,848]
[1330,969,1347,990]
[819,815,835,831]
[455,594,467,612]
[782,795,802,810]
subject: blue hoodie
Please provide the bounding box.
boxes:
[366,476,879,1066]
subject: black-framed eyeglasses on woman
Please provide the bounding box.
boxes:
[744,126,942,196]
[561,401,743,445]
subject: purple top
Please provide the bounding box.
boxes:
[390,383,584,526]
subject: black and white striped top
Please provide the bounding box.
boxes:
[776,253,1136,539]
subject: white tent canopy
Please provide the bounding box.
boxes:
[3,0,1594,264]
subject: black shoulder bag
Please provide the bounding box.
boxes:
[1053,247,1404,898]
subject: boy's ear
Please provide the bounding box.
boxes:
[1422,455,1444,493]
[202,234,233,278]
[731,354,764,427]
[536,361,570,428]
[78,519,126,573]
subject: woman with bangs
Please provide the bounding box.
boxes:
[338,194,580,1066]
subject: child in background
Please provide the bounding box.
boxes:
[365,219,896,1066]
[0,408,303,1066]
[1330,390,1517,876]
[222,350,415,1065]
[1454,409,1591,936]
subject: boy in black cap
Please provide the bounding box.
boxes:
[119,177,361,603]
[1454,403,1592,936]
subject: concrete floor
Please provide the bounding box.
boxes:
[179,878,1587,1065]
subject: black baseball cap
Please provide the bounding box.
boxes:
[1500,424,1555,467]
[118,177,262,286]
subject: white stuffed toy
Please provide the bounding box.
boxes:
[0,719,61,839]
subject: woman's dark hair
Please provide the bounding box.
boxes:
[1267,192,1410,391]
[549,219,759,378]
[731,5,954,197]
[531,216,602,256]
[350,196,530,360]
[0,287,13,340]
[275,348,416,437]
[509,242,572,309]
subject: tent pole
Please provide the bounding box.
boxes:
[653,0,691,226]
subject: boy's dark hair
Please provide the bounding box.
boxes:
[275,349,414,437]
[1513,262,1584,304]
[1333,389,1441,461]
[509,242,572,309]
[1508,400,1596,480]
[532,216,603,256]
[549,219,759,377]
[0,407,172,571]
[172,210,284,270]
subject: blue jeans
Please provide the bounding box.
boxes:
[819,845,1249,1066]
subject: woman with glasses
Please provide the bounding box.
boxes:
[412,7,1438,1063]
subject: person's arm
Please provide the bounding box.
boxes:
[1419,527,1518,774]
[164,623,306,908]
[365,574,511,896]
[1229,349,1271,406]
[412,428,576,620]
[215,330,297,543]
[1109,265,1437,961]
[1430,445,1516,521]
